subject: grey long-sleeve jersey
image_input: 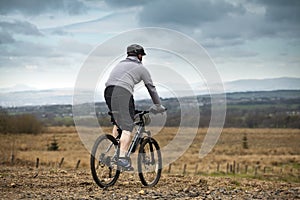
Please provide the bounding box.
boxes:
[105,56,161,105]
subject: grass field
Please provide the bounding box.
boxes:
[1,127,299,180]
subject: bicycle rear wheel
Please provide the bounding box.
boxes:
[90,134,120,188]
[138,137,162,187]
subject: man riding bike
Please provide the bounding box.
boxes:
[104,44,165,169]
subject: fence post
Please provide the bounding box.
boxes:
[195,164,198,174]
[183,164,187,175]
[217,163,220,172]
[254,165,258,176]
[58,157,64,168]
[233,161,236,174]
[10,153,15,165]
[168,164,172,173]
[75,160,81,170]
[245,165,248,174]
[36,158,39,168]
[226,163,229,174]
[263,166,267,173]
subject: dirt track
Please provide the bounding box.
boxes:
[1,166,299,200]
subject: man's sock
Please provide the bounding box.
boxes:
[119,150,127,158]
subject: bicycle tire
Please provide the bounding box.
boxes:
[138,137,162,187]
[90,134,120,188]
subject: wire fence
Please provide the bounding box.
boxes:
[163,161,300,181]
[5,154,300,183]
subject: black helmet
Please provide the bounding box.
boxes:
[127,44,146,56]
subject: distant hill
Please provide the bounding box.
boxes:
[224,77,300,92]
[4,90,300,128]
[0,84,37,93]
[0,77,300,107]
[0,89,74,107]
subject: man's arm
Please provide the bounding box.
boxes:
[140,67,161,105]
[145,83,161,105]
[146,83,166,114]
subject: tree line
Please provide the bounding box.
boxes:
[1,89,300,132]
[0,108,43,134]
[1,106,299,133]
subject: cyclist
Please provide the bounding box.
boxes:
[104,44,165,169]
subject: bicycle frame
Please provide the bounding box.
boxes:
[108,111,152,158]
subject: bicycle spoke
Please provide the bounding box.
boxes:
[90,134,120,188]
[138,137,162,187]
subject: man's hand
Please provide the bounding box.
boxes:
[149,104,166,114]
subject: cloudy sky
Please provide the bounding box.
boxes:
[0,0,300,91]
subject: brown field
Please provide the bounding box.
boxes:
[1,127,299,172]
[1,127,300,199]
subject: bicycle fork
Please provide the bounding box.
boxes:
[148,138,156,165]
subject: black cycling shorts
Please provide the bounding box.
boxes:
[104,85,135,131]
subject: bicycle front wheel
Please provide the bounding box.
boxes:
[138,137,162,187]
[90,134,120,188]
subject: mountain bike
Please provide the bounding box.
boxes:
[90,110,164,188]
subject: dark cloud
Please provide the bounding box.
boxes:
[0,20,42,36]
[251,0,300,38]
[139,0,245,27]
[0,0,87,15]
[0,20,42,44]
[0,40,57,58]
[266,4,300,23]
[137,0,248,48]
[251,0,300,22]
[0,31,15,44]
[137,0,300,48]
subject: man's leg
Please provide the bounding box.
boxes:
[119,93,135,157]
[110,87,134,168]
[119,130,131,157]
[112,125,118,137]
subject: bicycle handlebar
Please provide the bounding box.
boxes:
[135,108,167,116]
[108,108,167,127]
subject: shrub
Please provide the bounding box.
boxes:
[47,136,59,151]
[0,112,43,134]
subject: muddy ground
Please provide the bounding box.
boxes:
[1,166,299,200]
